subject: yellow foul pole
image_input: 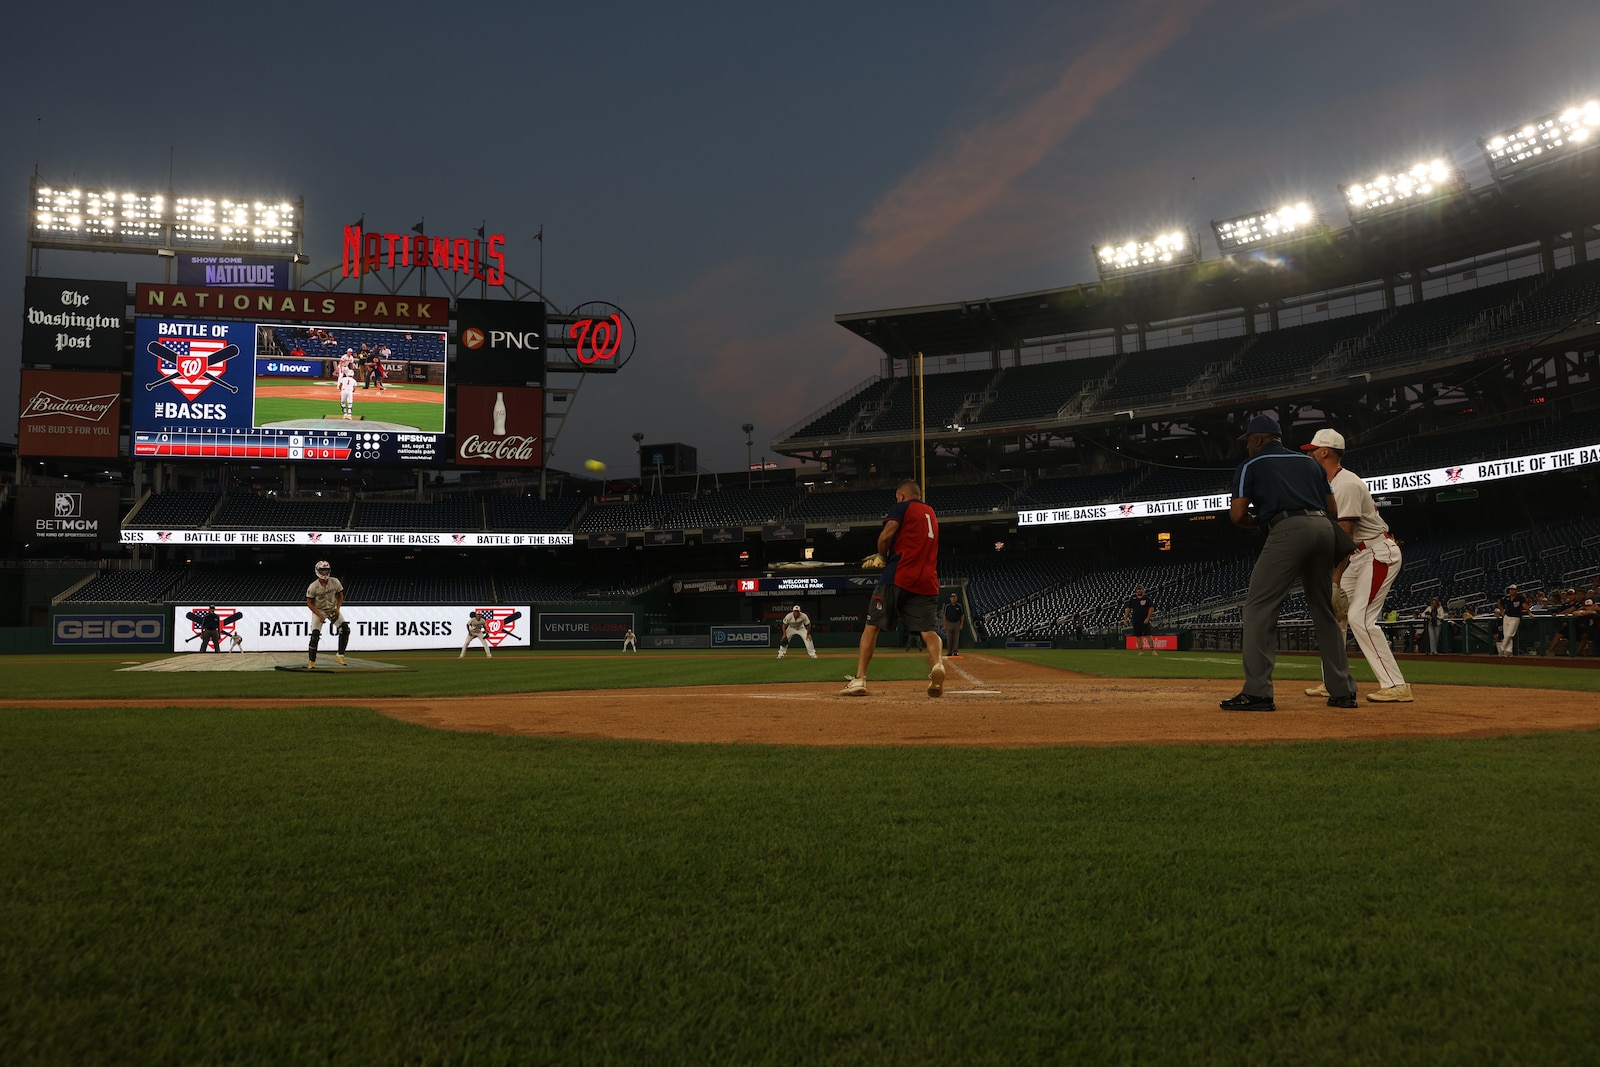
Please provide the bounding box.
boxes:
[916,351,926,500]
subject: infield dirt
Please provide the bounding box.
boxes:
[21,653,1595,747]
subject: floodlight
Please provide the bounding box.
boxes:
[1481,99,1600,179]
[1093,230,1195,279]
[1212,201,1321,252]
[1340,155,1464,221]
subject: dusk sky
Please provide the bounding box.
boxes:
[6,0,1599,473]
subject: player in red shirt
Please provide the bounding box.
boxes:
[842,480,946,697]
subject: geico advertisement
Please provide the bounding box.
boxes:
[172,604,531,651]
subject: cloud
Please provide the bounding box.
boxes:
[834,0,1213,298]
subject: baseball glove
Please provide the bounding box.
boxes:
[861,553,888,570]
[1331,583,1350,628]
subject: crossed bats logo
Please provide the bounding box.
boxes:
[146,337,239,401]
[473,608,523,647]
[1446,467,1464,483]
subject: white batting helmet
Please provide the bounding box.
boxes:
[314,560,331,577]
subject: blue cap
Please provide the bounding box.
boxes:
[1239,414,1282,438]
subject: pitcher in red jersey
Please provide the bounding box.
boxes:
[841,480,946,698]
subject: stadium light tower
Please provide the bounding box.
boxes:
[741,423,755,488]
[1339,154,1465,223]
[1212,201,1322,253]
[1092,230,1197,280]
[1481,99,1600,180]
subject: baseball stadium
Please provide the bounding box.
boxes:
[6,88,1600,1062]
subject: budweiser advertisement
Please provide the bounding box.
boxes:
[455,384,542,467]
[18,369,123,457]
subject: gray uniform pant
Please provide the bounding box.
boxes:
[1243,514,1354,699]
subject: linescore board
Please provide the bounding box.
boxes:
[132,319,447,463]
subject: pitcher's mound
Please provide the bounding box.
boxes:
[121,653,407,672]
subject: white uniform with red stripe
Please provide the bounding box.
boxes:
[1331,467,1406,690]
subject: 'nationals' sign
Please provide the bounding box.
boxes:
[18,369,122,457]
[135,284,447,325]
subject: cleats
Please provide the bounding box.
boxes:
[840,675,867,697]
[928,661,945,698]
[1220,692,1275,712]
[1305,684,1330,697]
[335,654,346,666]
[1367,684,1413,703]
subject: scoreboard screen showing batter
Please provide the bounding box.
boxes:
[131,318,448,463]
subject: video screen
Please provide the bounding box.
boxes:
[132,319,447,463]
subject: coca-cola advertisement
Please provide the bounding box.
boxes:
[18,369,123,457]
[455,384,542,467]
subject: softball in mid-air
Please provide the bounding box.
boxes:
[584,459,607,472]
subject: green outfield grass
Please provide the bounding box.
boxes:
[253,391,445,432]
[5,647,1592,702]
[2,699,1596,1064]
[0,649,938,701]
[1001,647,1600,693]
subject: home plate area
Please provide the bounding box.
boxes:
[120,653,406,672]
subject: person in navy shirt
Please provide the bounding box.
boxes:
[1123,586,1157,655]
[1221,415,1355,712]
[941,593,965,657]
[1495,584,1530,657]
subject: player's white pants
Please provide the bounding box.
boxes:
[461,634,492,657]
[1339,536,1406,689]
[779,630,816,657]
[340,384,355,416]
[622,636,637,651]
[1497,616,1520,656]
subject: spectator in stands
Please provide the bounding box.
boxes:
[1496,584,1530,657]
[1073,615,1087,641]
[941,593,965,657]
[1531,591,1552,616]
[1423,597,1446,654]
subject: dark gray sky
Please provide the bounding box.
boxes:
[6,0,1599,471]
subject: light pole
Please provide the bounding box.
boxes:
[741,423,754,489]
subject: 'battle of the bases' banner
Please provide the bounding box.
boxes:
[171,605,531,652]
[131,318,447,464]
[1017,441,1600,527]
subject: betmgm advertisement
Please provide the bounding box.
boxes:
[132,319,447,463]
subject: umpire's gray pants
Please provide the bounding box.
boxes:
[1243,514,1354,700]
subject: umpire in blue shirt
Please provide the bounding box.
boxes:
[1222,415,1356,711]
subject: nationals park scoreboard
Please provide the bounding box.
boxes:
[131,285,453,465]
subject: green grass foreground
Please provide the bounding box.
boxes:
[2,706,1596,1064]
